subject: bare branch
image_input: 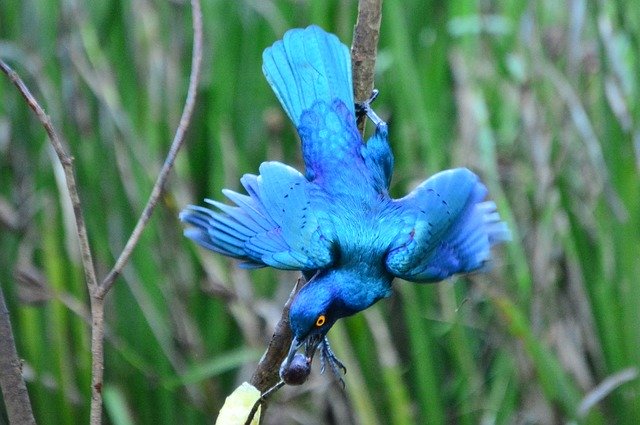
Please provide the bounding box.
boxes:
[0,59,100,297]
[2,0,203,421]
[88,297,105,424]
[250,276,304,392]
[1,53,100,425]
[351,0,383,134]
[1,35,111,425]
[88,1,203,422]
[99,0,204,296]
[0,286,37,425]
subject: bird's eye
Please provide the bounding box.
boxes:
[315,315,326,327]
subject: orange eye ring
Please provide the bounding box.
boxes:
[315,315,326,327]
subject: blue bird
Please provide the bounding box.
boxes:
[180,25,510,384]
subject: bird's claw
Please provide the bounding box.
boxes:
[355,89,385,128]
[319,337,347,388]
[355,89,379,117]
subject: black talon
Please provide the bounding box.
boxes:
[355,89,385,127]
[319,337,347,388]
[355,89,379,116]
[322,337,346,373]
[355,88,379,110]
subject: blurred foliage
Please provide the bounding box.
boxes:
[1,0,640,424]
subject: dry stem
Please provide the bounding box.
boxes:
[0,286,37,424]
[0,0,202,422]
[351,0,383,134]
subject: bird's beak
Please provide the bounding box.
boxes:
[279,334,323,378]
[279,337,302,378]
[303,334,324,362]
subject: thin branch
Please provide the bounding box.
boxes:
[88,296,105,424]
[99,0,203,296]
[245,380,285,425]
[250,276,304,393]
[87,1,203,422]
[2,0,202,422]
[2,53,101,425]
[0,285,37,425]
[351,0,383,135]
[0,59,100,297]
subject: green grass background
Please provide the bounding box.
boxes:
[1,0,639,423]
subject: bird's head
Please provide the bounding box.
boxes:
[279,268,392,384]
[279,272,356,380]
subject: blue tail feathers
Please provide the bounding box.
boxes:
[262,25,354,127]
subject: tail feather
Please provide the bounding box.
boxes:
[262,25,354,126]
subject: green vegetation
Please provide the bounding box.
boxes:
[1,0,639,423]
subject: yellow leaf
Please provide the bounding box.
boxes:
[215,382,261,425]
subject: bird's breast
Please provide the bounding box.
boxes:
[330,195,401,268]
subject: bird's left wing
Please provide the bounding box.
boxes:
[180,161,335,271]
[385,168,510,282]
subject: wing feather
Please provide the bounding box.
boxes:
[386,168,510,282]
[180,161,335,271]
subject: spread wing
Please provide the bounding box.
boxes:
[385,168,510,282]
[180,161,336,271]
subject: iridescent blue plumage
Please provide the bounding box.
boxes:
[180,25,510,384]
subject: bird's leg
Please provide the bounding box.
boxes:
[319,337,347,388]
[355,88,379,118]
[355,89,385,128]
[322,338,346,374]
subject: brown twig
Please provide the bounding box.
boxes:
[0,285,37,425]
[88,0,203,422]
[1,55,102,425]
[0,59,100,305]
[245,379,285,425]
[99,0,203,296]
[88,296,105,424]
[351,0,383,135]
[250,276,305,392]
[1,0,202,422]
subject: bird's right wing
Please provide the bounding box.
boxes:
[385,168,510,282]
[180,161,336,271]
